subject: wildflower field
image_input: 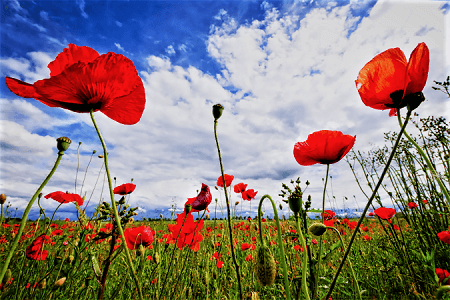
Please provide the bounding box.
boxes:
[1,43,449,300]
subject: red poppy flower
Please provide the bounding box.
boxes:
[422,199,429,204]
[368,212,374,217]
[436,268,450,284]
[185,183,212,212]
[294,130,356,166]
[323,219,334,227]
[234,183,247,193]
[362,234,372,241]
[168,212,204,252]
[374,207,396,222]
[242,189,258,201]
[321,210,336,221]
[26,234,50,260]
[124,225,154,250]
[44,191,84,206]
[217,174,234,188]
[408,202,418,209]
[437,228,450,245]
[246,254,254,261]
[216,261,224,269]
[5,44,146,125]
[241,243,251,251]
[355,43,429,116]
[113,183,136,195]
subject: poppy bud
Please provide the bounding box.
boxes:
[205,214,210,220]
[98,155,103,158]
[154,252,160,264]
[255,245,276,286]
[288,194,302,215]
[3,269,11,285]
[212,103,224,120]
[308,223,327,236]
[69,255,74,263]
[54,277,66,287]
[38,278,46,289]
[279,204,283,210]
[137,245,146,257]
[0,194,6,205]
[185,204,192,214]
[235,201,239,206]
[56,137,71,153]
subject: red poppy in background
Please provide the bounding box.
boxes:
[362,234,372,241]
[124,225,154,250]
[437,228,450,245]
[217,174,234,188]
[294,130,356,166]
[408,202,419,209]
[422,199,429,204]
[355,43,429,116]
[5,44,146,125]
[368,212,374,217]
[374,207,396,223]
[217,261,224,269]
[113,183,136,195]
[185,183,212,212]
[168,212,204,252]
[234,183,247,193]
[44,191,84,206]
[321,210,336,221]
[26,234,50,261]
[436,268,450,285]
[242,189,258,201]
[241,243,251,251]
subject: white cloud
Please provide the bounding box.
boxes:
[165,45,176,55]
[40,11,49,21]
[178,44,188,52]
[0,51,52,82]
[116,20,122,27]
[76,0,88,19]
[114,43,126,52]
[214,9,227,20]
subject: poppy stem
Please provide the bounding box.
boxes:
[89,110,144,300]
[214,118,244,300]
[324,108,412,300]
[294,214,311,300]
[314,163,329,298]
[397,111,450,206]
[258,195,291,300]
[0,147,64,284]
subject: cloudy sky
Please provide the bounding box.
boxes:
[0,0,449,220]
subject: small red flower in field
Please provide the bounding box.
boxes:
[362,234,372,241]
[394,225,401,231]
[234,183,247,193]
[374,207,396,222]
[168,212,204,252]
[64,218,69,222]
[217,174,234,188]
[261,218,267,223]
[45,191,84,206]
[242,189,258,201]
[26,234,50,260]
[52,229,63,236]
[294,130,356,166]
[113,183,136,195]
[246,254,255,261]
[241,243,251,251]
[312,239,318,245]
[323,219,334,227]
[152,278,158,284]
[146,255,153,261]
[5,44,146,125]
[348,221,358,230]
[185,183,212,212]
[124,225,154,250]
[368,212,374,217]
[422,199,429,204]
[321,210,336,221]
[0,277,13,289]
[217,261,224,269]
[361,226,369,232]
[408,202,418,209]
[212,252,221,260]
[436,268,450,284]
[356,43,429,116]
[437,228,450,244]
[293,245,303,251]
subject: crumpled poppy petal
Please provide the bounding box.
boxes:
[48,43,99,77]
[356,48,407,110]
[5,77,40,98]
[403,42,429,97]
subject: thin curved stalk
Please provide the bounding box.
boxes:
[294,215,311,300]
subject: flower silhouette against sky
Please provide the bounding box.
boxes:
[217,174,234,188]
[185,183,212,212]
[44,191,84,206]
[113,183,137,195]
[5,43,146,125]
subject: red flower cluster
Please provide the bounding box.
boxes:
[374,207,396,223]
[321,210,336,221]
[232,179,258,201]
[356,43,429,116]
[113,183,136,195]
[168,212,204,252]
[436,268,450,285]
[26,234,51,261]
[185,183,212,212]
[408,202,418,209]
[124,225,154,250]
[45,191,84,206]
[294,130,356,166]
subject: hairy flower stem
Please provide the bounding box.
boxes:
[0,150,64,284]
[294,214,311,300]
[258,195,291,300]
[89,110,144,300]
[397,112,450,206]
[214,119,243,300]
[324,108,412,300]
[314,163,329,298]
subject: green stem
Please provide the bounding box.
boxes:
[397,112,450,206]
[214,119,243,299]
[314,163,329,298]
[295,215,311,300]
[324,108,412,300]
[258,195,291,300]
[0,150,64,284]
[89,110,144,300]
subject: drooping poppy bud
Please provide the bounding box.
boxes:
[308,223,327,236]
[255,245,276,286]
[54,277,66,287]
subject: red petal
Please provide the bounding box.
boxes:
[5,77,39,98]
[356,48,407,110]
[48,43,99,77]
[403,42,429,96]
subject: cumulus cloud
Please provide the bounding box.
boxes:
[165,45,176,55]
[114,43,126,52]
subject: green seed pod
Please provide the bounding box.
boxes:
[288,193,302,215]
[212,103,224,120]
[185,204,192,214]
[56,137,71,153]
[308,222,327,236]
[255,245,276,286]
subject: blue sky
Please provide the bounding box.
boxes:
[1,0,449,220]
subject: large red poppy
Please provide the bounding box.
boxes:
[242,189,258,201]
[374,207,396,220]
[234,183,247,193]
[294,130,356,166]
[321,210,336,221]
[5,44,146,125]
[124,225,154,250]
[185,183,212,212]
[355,43,429,116]
[436,268,450,285]
[217,174,234,188]
[437,228,450,245]
[44,191,84,206]
[168,212,204,252]
[113,183,136,195]
[26,234,50,261]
